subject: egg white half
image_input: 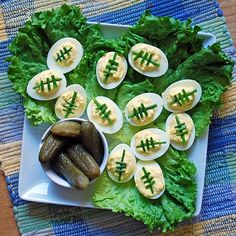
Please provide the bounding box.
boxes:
[130,128,170,161]
[55,84,87,119]
[128,43,168,77]
[87,96,123,134]
[107,143,136,183]
[125,93,163,126]
[96,52,128,90]
[162,79,202,112]
[47,37,83,74]
[27,70,67,101]
[165,112,196,151]
[134,160,165,199]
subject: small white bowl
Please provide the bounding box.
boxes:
[39,118,109,189]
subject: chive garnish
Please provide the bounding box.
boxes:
[33,75,62,92]
[132,50,160,67]
[46,77,50,91]
[136,137,166,153]
[128,103,157,120]
[39,80,44,92]
[174,115,188,145]
[170,89,197,107]
[62,91,78,118]
[55,47,73,62]
[93,98,114,125]
[103,52,119,83]
[115,150,126,181]
[141,167,155,194]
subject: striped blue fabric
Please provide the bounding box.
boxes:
[0,0,236,235]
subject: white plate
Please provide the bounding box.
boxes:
[19,22,215,216]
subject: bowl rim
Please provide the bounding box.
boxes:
[40,117,109,189]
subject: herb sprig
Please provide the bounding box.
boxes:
[115,150,126,182]
[136,137,166,152]
[128,103,157,120]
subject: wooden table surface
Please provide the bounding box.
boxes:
[0,1,235,235]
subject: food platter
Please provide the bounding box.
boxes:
[18,22,215,215]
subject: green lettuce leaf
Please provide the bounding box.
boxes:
[93,148,196,232]
[7,4,102,125]
[92,13,233,233]
[152,43,234,136]
[23,98,57,125]
[69,37,127,102]
[129,11,204,69]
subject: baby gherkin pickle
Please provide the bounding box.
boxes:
[39,119,105,189]
[67,144,100,180]
[39,134,66,164]
[51,121,81,138]
[80,121,104,165]
[52,152,89,190]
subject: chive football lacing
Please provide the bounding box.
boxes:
[103,52,119,83]
[128,103,157,120]
[141,167,155,194]
[115,150,126,181]
[132,50,160,67]
[33,75,62,92]
[93,98,113,125]
[136,137,166,152]
[55,47,73,62]
[174,115,188,145]
[170,89,197,107]
[62,91,78,118]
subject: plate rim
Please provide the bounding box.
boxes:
[18,21,216,217]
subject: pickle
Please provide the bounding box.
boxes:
[52,152,89,190]
[51,121,81,138]
[67,144,100,180]
[80,121,104,165]
[39,134,65,164]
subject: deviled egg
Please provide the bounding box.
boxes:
[107,144,136,183]
[134,160,165,199]
[128,43,168,77]
[47,37,83,74]
[27,69,67,101]
[55,84,87,119]
[162,79,202,112]
[96,51,128,89]
[125,93,163,126]
[87,96,123,134]
[130,128,170,160]
[165,113,195,151]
